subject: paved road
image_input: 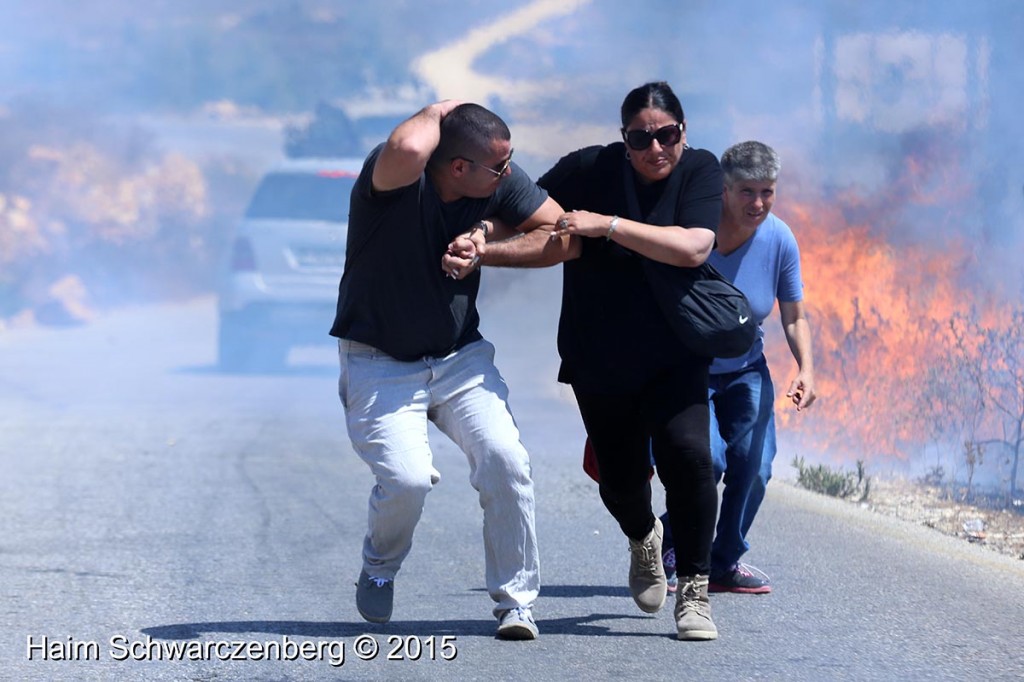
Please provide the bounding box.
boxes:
[2,269,1024,681]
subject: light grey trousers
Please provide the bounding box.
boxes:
[338,338,540,615]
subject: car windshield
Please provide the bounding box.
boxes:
[244,172,355,222]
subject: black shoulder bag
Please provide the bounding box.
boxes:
[623,159,757,359]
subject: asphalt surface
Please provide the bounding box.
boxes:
[2,269,1024,681]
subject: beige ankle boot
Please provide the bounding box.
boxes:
[627,518,667,613]
[675,574,718,640]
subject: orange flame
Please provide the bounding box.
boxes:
[764,139,996,465]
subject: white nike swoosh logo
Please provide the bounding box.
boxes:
[739,316,749,324]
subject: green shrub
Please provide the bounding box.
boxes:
[792,456,870,501]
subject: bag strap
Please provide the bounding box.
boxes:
[621,147,689,225]
[624,151,711,281]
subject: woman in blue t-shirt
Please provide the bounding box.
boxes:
[660,141,817,596]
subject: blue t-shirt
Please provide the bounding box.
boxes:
[708,213,803,374]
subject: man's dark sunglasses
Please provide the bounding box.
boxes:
[622,123,684,151]
[459,149,514,178]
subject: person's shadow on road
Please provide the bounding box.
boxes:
[142,583,665,640]
[142,611,658,641]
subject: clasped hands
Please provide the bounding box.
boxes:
[442,225,487,280]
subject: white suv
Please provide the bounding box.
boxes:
[217,156,362,371]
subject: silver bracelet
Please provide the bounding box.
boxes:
[606,216,619,241]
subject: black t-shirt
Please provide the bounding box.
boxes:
[330,145,549,360]
[538,142,723,393]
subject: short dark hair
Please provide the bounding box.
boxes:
[620,81,685,128]
[720,141,781,185]
[431,103,511,168]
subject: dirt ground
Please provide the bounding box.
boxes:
[837,476,1024,561]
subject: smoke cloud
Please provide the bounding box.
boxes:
[1,1,1022,489]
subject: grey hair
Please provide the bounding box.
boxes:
[720,141,781,184]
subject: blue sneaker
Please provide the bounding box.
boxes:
[708,563,772,594]
[356,571,394,623]
[663,547,678,593]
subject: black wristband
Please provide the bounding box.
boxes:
[472,220,490,238]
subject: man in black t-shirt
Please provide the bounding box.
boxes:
[330,101,561,640]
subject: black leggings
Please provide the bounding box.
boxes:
[573,362,717,577]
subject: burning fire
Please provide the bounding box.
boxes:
[0,128,214,326]
[764,139,1015,469]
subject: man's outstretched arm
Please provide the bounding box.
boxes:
[443,197,580,278]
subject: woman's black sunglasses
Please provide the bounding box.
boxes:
[622,123,684,151]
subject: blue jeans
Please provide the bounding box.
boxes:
[708,356,776,573]
[337,338,539,615]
